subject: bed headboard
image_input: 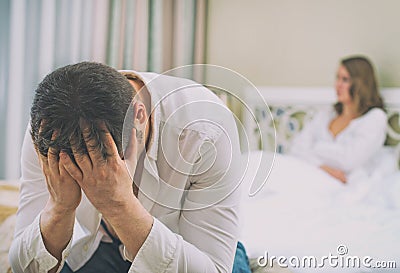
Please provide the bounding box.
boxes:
[241,87,400,157]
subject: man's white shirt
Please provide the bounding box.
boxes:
[10,71,242,273]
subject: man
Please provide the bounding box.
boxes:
[9,62,244,272]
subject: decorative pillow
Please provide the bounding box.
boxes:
[251,105,325,153]
[251,105,400,167]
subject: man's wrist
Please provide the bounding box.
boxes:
[40,199,76,263]
[102,196,152,227]
[100,196,135,220]
[102,197,154,258]
[45,199,77,219]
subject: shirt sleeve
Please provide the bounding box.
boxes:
[129,120,241,273]
[9,125,72,273]
[311,108,387,172]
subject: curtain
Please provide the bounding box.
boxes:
[0,0,208,180]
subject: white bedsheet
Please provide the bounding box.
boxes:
[239,151,400,273]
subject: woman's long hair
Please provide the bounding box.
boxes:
[334,56,384,115]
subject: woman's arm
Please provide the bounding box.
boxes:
[320,165,347,183]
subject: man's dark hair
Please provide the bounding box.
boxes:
[30,62,134,159]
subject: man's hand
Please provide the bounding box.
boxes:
[38,130,82,213]
[320,165,347,183]
[62,120,153,259]
[38,130,81,272]
[61,120,138,217]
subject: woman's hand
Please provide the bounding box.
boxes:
[320,165,347,184]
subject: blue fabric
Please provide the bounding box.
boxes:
[232,241,252,273]
[61,239,251,273]
[60,220,131,273]
[60,241,131,273]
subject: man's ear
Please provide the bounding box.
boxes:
[132,101,147,126]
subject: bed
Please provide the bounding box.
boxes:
[238,87,400,273]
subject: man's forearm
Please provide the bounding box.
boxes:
[40,200,75,273]
[103,197,153,259]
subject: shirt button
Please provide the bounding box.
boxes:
[83,244,89,251]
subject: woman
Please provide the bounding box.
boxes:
[289,56,387,183]
[239,57,397,273]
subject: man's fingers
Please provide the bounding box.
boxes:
[70,135,92,171]
[48,130,60,176]
[60,151,83,182]
[36,120,49,171]
[37,152,49,172]
[80,119,105,164]
[97,121,119,161]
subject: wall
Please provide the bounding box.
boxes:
[206,0,400,87]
